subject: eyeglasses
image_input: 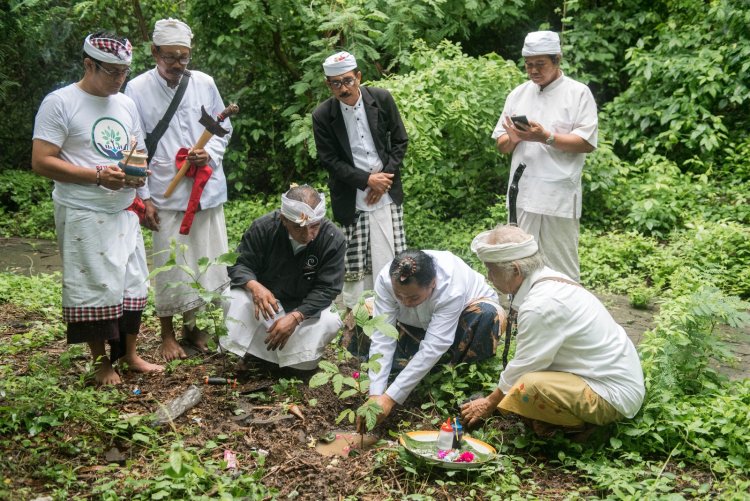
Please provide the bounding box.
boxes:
[524,61,550,70]
[94,61,131,78]
[327,77,357,90]
[158,51,191,65]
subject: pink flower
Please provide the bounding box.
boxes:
[352,371,360,379]
[455,451,475,463]
[437,450,449,459]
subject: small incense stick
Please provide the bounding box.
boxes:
[122,135,137,166]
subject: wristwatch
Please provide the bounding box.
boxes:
[545,132,556,146]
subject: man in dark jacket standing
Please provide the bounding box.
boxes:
[312,51,408,309]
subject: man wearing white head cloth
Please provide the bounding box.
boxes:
[32,31,163,385]
[491,30,599,282]
[461,225,645,437]
[126,18,233,361]
[220,185,346,370]
[312,51,409,310]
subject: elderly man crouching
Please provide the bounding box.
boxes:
[461,225,645,436]
[219,185,345,370]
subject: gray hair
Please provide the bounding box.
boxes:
[484,225,545,279]
[285,184,321,208]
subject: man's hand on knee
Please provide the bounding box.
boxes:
[264,314,298,351]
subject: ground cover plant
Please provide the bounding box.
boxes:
[2,0,750,498]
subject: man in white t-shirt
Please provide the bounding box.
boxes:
[491,31,598,282]
[125,18,232,361]
[32,31,163,385]
[462,225,645,437]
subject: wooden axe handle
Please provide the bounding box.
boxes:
[163,130,215,198]
[163,104,238,199]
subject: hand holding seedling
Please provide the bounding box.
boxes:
[356,394,395,433]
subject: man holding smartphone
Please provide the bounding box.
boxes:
[491,31,598,282]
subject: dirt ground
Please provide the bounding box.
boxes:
[1,237,748,498]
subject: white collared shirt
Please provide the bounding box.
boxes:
[340,95,392,211]
[500,266,645,418]
[492,73,598,219]
[125,68,231,211]
[368,251,498,404]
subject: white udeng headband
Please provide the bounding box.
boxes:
[471,230,539,263]
[83,35,132,65]
[280,193,326,227]
[152,18,193,48]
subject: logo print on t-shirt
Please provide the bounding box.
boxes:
[91,117,129,160]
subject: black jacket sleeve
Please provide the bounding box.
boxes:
[227,216,269,289]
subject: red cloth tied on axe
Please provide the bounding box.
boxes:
[162,103,240,234]
[175,147,212,235]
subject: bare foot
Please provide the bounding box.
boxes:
[95,358,122,386]
[121,354,165,373]
[160,336,188,361]
[184,325,210,353]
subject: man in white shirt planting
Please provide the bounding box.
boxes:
[360,250,506,427]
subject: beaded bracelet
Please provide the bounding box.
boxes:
[95,166,104,186]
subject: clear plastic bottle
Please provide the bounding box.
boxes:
[263,302,286,329]
[436,419,455,451]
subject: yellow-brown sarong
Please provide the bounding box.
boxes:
[499,371,622,427]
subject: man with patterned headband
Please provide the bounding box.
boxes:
[312,51,408,310]
[125,18,233,361]
[460,225,644,437]
[219,185,346,370]
[32,31,163,385]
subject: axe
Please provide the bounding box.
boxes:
[163,103,239,198]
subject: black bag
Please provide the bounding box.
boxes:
[144,70,191,164]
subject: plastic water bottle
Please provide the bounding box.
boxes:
[263,302,286,329]
[436,419,455,451]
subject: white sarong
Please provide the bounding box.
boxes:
[55,204,148,322]
[152,205,230,317]
[220,288,343,369]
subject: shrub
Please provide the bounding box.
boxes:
[0,170,55,239]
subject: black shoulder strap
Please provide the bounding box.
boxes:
[145,70,191,164]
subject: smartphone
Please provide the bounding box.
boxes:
[510,115,530,128]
